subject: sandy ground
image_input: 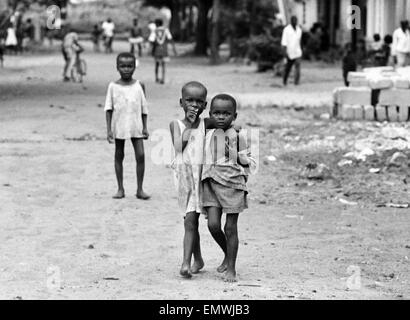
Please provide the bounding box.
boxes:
[0,41,409,300]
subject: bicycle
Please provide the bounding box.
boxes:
[71,46,87,83]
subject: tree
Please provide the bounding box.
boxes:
[193,0,211,55]
[209,0,220,64]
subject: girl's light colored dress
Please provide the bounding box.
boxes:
[171,119,205,216]
[104,80,148,139]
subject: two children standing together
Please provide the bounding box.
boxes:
[105,53,255,283]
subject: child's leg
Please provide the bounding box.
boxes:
[224,213,239,282]
[181,211,200,278]
[207,207,228,273]
[131,138,150,199]
[155,61,159,82]
[113,139,125,199]
[138,43,142,57]
[191,222,204,274]
[161,61,166,83]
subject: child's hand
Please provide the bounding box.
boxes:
[107,130,114,144]
[187,110,198,124]
[142,128,149,140]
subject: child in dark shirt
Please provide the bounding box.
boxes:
[342,43,357,87]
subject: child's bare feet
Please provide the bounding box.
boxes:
[136,190,151,200]
[180,263,192,279]
[113,189,125,199]
[191,258,205,274]
[224,270,237,283]
[217,257,228,273]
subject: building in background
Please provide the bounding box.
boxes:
[279,0,410,47]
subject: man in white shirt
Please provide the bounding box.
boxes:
[392,20,410,67]
[281,16,303,86]
[102,18,115,53]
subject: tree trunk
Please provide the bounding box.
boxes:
[170,0,181,41]
[187,1,194,40]
[210,0,220,64]
[194,0,211,56]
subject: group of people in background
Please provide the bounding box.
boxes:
[343,20,410,86]
[61,17,176,84]
[0,11,35,55]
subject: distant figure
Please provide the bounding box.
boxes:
[102,18,115,53]
[342,43,357,87]
[149,18,177,84]
[5,22,18,54]
[91,24,102,52]
[0,38,4,67]
[356,39,368,67]
[61,26,81,82]
[392,20,410,67]
[305,23,323,61]
[379,35,393,67]
[147,20,157,56]
[370,34,383,51]
[129,18,143,57]
[281,16,303,86]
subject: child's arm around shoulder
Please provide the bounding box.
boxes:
[237,129,257,174]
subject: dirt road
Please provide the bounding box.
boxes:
[0,42,408,300]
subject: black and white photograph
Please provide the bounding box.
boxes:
[0,0,409,304]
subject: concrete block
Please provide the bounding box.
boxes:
[387,105,400,122]
[399,105,409,122]
[341,104,355,120]
[363,66,394,74]
[334,87,372,105]
[347,72,368,81]
[352,105,364,120]
[376,105,387,122]
[392,76,410,89]
[379,89,410,106]
[368,76,393,90]
[350,79,370,87]
[396,66,410,76]
[363,105,375,121]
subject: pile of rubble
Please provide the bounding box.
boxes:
[333,66,410,122]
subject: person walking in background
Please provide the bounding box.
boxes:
[392,20,410,67]
[91,24,102,53]
[129,18,144,58]
[281,16,303,86]
[102,18,115,54]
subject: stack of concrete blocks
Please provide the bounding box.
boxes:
[333,87,372,121]
[334,66,410,122]
[376,67,410,122]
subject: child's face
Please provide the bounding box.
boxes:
[117,57,136,81]
[180,86,207,123]
[209,99,237,130]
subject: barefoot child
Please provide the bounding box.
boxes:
[202,94,255,282]
[169,81,209,278]
[105,52,150,200]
